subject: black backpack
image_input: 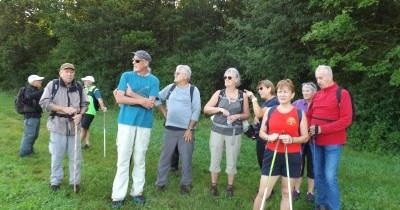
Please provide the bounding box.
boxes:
[87,87,100,111]
[15,87,27,114]
[336,87,355,125]
[165,84,195,102]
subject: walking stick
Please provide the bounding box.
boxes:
[74,124,78,193]
[260,140,280,210]
[285,143,293,210]
[103,111,106,157]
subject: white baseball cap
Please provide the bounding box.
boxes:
[27,74,45,84]
[81,76,95,83]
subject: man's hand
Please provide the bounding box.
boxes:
[63,107,78,115]
[101,106,108,112]
[183,129,193,142]
[141,98,155,109]
[72,113,82,125]
[309,125,321,136]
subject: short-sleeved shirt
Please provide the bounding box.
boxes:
[85,86,102,116]
[117,71,160,128]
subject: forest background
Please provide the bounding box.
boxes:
[0,0,399,154]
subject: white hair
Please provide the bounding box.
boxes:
[224,67,241,87]
[316,65,333,79]
[176,65,191,80]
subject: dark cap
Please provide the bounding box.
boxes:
[132,50,152,62]
[59,63,75,71]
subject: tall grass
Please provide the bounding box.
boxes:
[0,91,399,210]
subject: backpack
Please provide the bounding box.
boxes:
[15,87,27,114]
[336,87,355,125]
[265,105,302,133]
[165,84,195,102]
[50,79,83,104]
[87,87,100,111]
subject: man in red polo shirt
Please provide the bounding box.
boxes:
[307,65,352,210]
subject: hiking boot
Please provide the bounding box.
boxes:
[292,190,300,201]
[210,184,218,197]
[111,200,123,209]
[50,184,60,192]
[226,185,234,197]
[83,144,90,149]
[132,195,145,205]
[156,185,165,192]
[305,192,315,203]
[70,184,80,193]
[180,184,191,194]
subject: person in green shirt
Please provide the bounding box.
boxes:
[80,76,107,149]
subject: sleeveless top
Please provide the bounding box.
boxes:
[211,90,244,135]
[266,106,301,153]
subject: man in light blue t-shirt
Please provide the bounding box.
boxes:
[111,50,160,209]
[155,65,201,194]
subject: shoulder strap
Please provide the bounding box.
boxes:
[265,105,278,132]
[51,79,59,100]
[217,89,225,106]
[165,84,176,100]
[336,87,342,105]
[190,85,195,103]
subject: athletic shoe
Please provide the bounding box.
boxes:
[306,192,315,203]
[292,190,300,201]
[132,195,145,205]
[50,185,60,192]
[70,184,80,193]
[226,185,234,197]
[111,200,123,209]
[210,184,218,197]
[180,184,191,194]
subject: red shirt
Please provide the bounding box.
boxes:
[307,83,352,145]
[266,106,301,153]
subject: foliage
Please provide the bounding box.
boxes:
[1,91,400,209]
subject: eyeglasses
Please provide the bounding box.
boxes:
[132,59,142,63]
[224,76,233,80]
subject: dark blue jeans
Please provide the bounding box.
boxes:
[314,144,343,210]
[19,118,40,157]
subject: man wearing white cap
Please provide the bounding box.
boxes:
[80,75,107,149]
[19,74,45,157]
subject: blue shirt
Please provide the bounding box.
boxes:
[158,84,201,129]
[117,71,160,128]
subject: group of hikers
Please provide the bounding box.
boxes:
[17,50,352,210]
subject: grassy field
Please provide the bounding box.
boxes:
[0,91,399,210]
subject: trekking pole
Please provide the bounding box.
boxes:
[103,111,106,158]
[312,125,319,210]
[74,124,78,193]
[260,139,280,210]
[285,142,293,210]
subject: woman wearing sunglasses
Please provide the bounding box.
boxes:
[245,80,279,170]
[203,68,250,197]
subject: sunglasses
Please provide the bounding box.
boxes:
[132,59,142,63]
[224,76,233,80]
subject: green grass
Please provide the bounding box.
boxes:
[0,91,399,210]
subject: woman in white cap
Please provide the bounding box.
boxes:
[19,74,45,157]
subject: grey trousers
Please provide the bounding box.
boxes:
[49,131,82,185]
[156,128,194,186]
